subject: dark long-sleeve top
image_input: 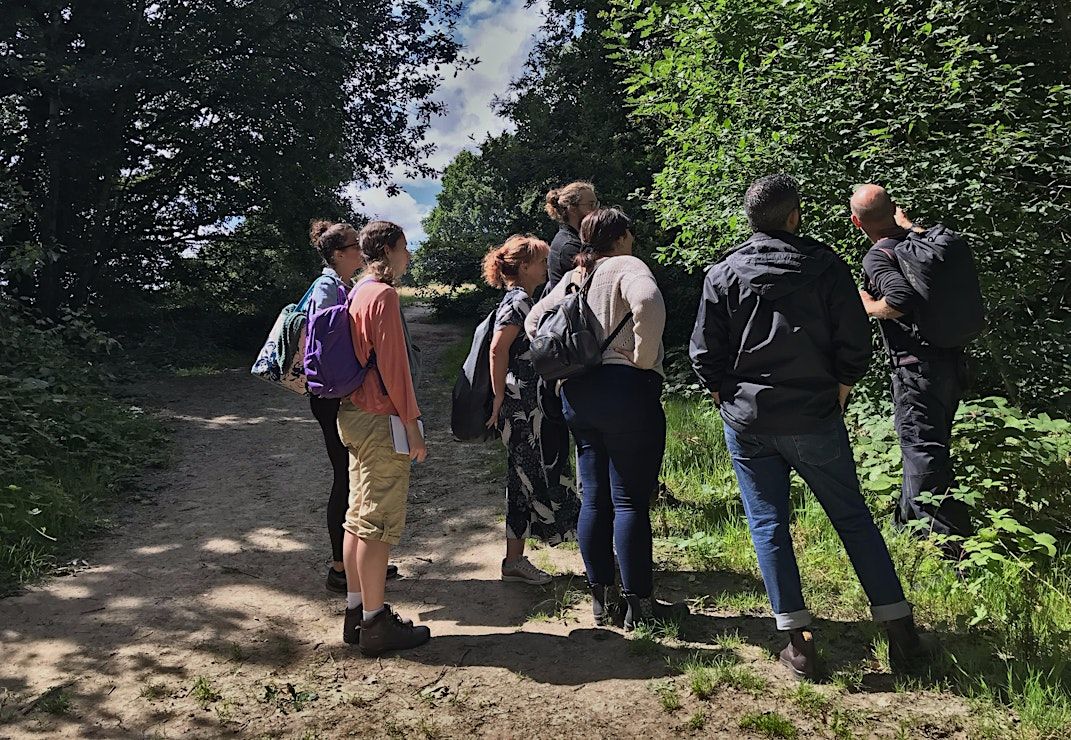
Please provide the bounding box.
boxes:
[546,224,582,294]
[690,231,871,434]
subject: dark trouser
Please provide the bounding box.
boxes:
[723,418,910,629]
[310,395,349,563]
[561,364,665,599]
[891,356,972,538]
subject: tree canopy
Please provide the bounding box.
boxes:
[0,0,464,316]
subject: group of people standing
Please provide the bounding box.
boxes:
[300,173,973,678]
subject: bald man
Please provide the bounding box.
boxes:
[851,185,972,550]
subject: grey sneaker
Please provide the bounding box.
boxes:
[501,556,553,585]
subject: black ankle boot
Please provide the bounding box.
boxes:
[591,583,619,626]
[885,615,938,670]
[622,594,688,631]
[779,628,817,680]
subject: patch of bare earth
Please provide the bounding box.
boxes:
[0,308,984,738]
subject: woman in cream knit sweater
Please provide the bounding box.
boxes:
[525,207,681,631]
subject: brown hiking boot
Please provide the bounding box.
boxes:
[358,604,430,657]
[779,628,817,680]
[885,615,938,670]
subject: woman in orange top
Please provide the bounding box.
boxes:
[338,220,429,656]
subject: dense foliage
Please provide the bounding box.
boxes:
[0,297,165,593]
[608,0,1071,412]
[1,0,464,317]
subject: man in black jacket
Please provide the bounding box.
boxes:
[690,174,929,679]
[852,184,972,545]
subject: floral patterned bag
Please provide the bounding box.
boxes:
[250,280,322,395]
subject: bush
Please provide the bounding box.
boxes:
[0,297,165,592]
[611,0,1071,412]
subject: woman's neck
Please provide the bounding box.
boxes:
[507,279,538,298]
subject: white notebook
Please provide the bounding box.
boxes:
[389,416,424,455]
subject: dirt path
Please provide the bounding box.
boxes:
[0,310,976,739]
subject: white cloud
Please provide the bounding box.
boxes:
[344,184,428,248]
[345,1,547,246]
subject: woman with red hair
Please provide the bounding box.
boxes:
[483,235,580,585]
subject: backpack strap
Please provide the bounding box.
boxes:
[296,275,333,311]
[600,311,634,352]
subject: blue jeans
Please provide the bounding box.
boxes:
[562,365,665,598]
[723,418,911,630]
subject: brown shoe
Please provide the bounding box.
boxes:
[885,615,938,670]
[779,628,817,680]
[358,604,430,657]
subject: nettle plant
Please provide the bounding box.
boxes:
[853,397,1071,645]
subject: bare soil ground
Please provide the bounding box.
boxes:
[0,309,982,739]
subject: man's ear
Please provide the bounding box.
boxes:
[850,213,862,229]
[786,207,801,232]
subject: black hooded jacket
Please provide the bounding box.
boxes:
[546,223,582,294]
[689,231,871,434]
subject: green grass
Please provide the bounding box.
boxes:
[438,337,472,382]
[687,709,706,730]
[527,579,584,623]
[789,681,832,718]
[651,681,681,712]
[656,392,1071,737]
[682,653,768,698]
[190,676,220,708]
[35,688,71,716]
[738,711,798,739]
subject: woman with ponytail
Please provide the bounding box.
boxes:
[544,181,599,293]
[304,221,399,593]
[525,208,684,631]
[337,220,430,656]
[483,236,579,585]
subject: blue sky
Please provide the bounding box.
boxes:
[345,0,547,247]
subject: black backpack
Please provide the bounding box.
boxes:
[450,310,496,441]
[530,267,632,382]
[875,225,986,348]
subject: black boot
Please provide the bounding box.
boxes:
[358,604,430,657]
[885,615,938,670]
[779,628,817,680]
[622,594,688,632]
[591,583,620,626]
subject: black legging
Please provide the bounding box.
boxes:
[310,395,349,563]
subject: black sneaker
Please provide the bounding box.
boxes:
[358,604,430,657]
[326,563,400,594]
[622,594,688,632]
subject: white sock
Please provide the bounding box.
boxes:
[346,592,362,610]
[363,605,385,621]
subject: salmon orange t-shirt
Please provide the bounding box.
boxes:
[346,281,420,422]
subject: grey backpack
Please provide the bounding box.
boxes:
[530,267,632,382]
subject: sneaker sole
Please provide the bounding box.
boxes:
[501,574,552,585]
[358,633,431,657]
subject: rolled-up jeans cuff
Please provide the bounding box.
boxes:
[774,609,812,630]
[871,600,912,623]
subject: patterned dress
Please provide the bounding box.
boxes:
[494,288,580,544]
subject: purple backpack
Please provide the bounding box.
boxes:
[304,278,377,398]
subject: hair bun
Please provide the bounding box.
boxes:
[309,219,333,246]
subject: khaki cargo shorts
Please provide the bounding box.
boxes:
[336,402,411,545]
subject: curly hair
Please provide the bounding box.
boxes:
[544,181,596,223]
[309,219,354,266]
[482,235,550,289]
